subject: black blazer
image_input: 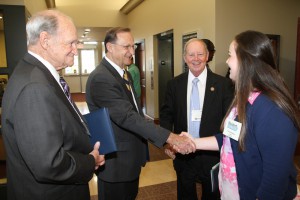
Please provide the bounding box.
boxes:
[160,69,234,165]
[86,58,170,182]
[1,53,95,200]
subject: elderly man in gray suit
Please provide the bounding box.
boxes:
[1,10,105,200]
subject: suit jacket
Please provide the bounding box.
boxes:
[86,58,170,182]
[1,53,95,200]
[160,69,234,167]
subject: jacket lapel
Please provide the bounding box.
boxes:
[23,53,86,128]
[201,70,217,121]
[181,73,188,126]
[102,59,139,113]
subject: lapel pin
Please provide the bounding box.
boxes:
[210,87,215,92]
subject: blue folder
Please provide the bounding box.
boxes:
[83,108,117,155]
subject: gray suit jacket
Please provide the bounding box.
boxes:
[1,53,95,200]
[86,58,170,182]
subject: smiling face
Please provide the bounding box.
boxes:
[106,31,135,69]
[226,40,239,82]
[184,40,208,77]
[46,16,78,71]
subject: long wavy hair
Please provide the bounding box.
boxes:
[221,30,300,151]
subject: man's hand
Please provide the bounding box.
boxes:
[164,144,176,160]
[89,142,105,170]
[166,132,196,154]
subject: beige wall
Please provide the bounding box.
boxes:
[216,0,300,93]
[129,0,300,119]
[5,0,300,120]
[24,0,47,14]
[127,0,216,118]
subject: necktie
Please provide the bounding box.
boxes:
[60,77,72,101]
[123,69,140,113]
[189,78,200,138]
[59,76,90,135]
[123,69,131,91]
[124,70,148,159]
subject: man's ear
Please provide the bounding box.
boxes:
[40,31,49,49]
[106,42,113,53]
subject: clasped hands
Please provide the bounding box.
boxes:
[165,132,195,159]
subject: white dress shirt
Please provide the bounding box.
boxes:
[187,67,207,135]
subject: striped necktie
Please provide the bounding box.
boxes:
[123,69,131,91]
[59,77,72,101]
[59,76,90,135]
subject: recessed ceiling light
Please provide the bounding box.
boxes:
[84,41,98,45]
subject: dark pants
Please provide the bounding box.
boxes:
[174,152,220,200]
[97,178,139,200]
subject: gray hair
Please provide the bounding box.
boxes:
[183,38,208,56]
[26,10,70,46]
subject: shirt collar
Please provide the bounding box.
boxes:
[104,56,124,77]
[248,91,261,105]
[188,67,207,84]
[28,51,60,83]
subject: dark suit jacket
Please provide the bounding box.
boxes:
[160,69,234,168]
[1,53,95,200]
[86,58,170,182]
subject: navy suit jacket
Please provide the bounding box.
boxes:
[1,53,95,200]
[86,58,170,182]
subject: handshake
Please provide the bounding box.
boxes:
[165,132,195,159]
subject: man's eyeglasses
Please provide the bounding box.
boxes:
[112,43,137,51]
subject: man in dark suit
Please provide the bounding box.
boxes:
[86,27,195,200]
[160,38,233,200]
[1,10,105,200]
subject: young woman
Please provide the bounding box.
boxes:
[183,30,300,199]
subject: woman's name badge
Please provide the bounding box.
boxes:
[223,119,242,141]
[191,110,201,121]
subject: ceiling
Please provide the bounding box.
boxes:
[0,0,144,43]
[53,0,130,43]
[76,27,111,44]
[55,0,128,43]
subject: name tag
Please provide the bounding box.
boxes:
[191,110,201,121]
[223,119,242,141]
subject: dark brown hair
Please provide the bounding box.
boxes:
[104,27,131,53]
[222,30,300,151]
